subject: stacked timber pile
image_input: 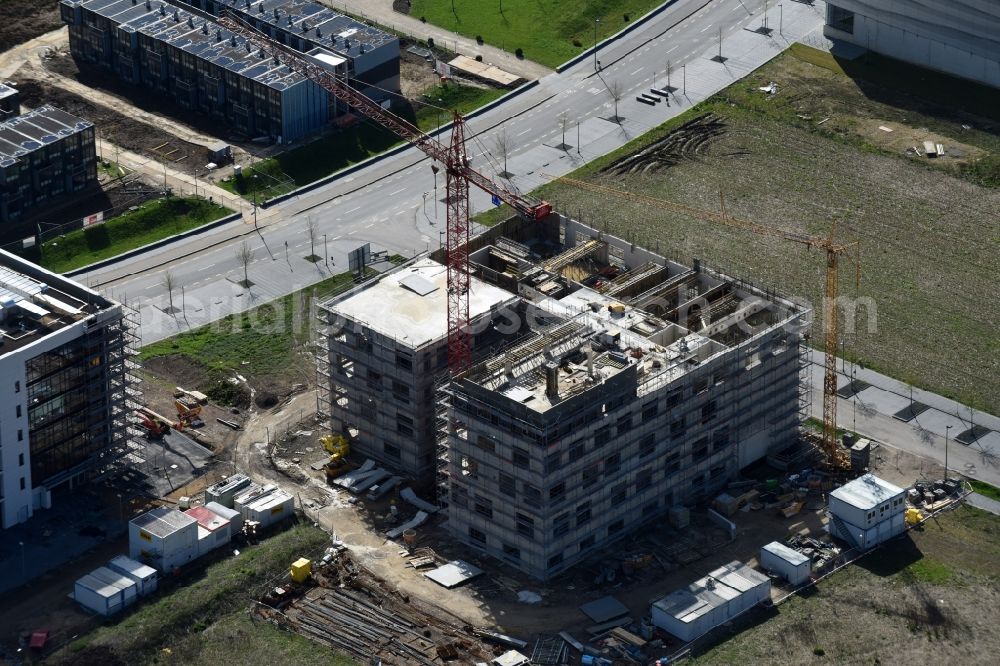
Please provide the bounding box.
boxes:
[255,550,491,664]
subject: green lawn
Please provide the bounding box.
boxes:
[409,0,664,68]
[220,83,503,196]
[26,197,229,274]
[58,522,355,666]
[968,479,1000,502]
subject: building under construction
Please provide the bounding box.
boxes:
[0,249,140,529]
[318,213,809,579]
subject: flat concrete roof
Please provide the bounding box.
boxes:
[829,474,905,510]
[328,258,515,349]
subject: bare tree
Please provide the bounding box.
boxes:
[558,112,571,150]
[608,79,624,123]
[163,270,176,314]
[494,124,513,178]
[306,217,319,261]
[236,241,254,288]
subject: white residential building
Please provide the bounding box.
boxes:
[0,249,137,529]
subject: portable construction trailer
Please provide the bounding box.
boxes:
[652,561,771,641]
[828,474,907,550]
[129,507,199,572]
[205,474,252,508]
[107,555,159,597]
[205,501,243,532]
[89,566,138,607]
[185,505,233,556]
[74,573,125,616]
[759,542,811,586]
[234,484,295,528]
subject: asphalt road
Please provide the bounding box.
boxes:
[73,0,827,345]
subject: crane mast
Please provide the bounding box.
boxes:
[216,10,550,374]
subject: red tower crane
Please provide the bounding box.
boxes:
[217,11,551,373]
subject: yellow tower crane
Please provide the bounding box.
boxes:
[546,175,859,469]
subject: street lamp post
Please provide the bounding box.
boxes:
[779,4,783,35]
[323,233,329,268]
[944,425,952,480]
[594,18,600,71]
[252,174,259,229]
[576,120,580,154]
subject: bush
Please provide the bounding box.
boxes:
[427,36,434,48]
[813,647,826,656]
[515,47,524,59]
[476,35,483,45]
[420,16,426,23]
[475,54,483,62]
[624,13,631,22]
[572,39,582,47]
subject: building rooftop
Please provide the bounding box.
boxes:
[0,105,92,167]
[0,249,118,357]
[761,541,810,567]
[653,561,770,627]
[326,257,517,349]
[131,507,197,538]
[71,0,310,91]
[829,474,905,510]
[185,505,230,531]
[233,0,396,59]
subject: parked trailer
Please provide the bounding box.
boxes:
[107,555,159,597]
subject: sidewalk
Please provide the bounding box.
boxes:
[807,350,1000,488]
[966,493,1000,516]
[321,0,552,81]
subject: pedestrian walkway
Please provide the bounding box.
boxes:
[966,492,1000,516]
[322,0,552,80]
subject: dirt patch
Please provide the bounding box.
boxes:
[857,118,984,167]
[603,113,729,175]
[11,74,214,177]
[400,49,442,98]
[0,0,61,53]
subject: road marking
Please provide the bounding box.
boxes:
[388,187,406,196]
[630,67,644,75]
[515,128,531,136]
[345,206,361,213]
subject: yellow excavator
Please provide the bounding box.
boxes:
[321,434,351,481]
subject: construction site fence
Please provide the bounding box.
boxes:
[660,487,974,664]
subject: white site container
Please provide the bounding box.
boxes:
[108,555,159,597]
[89,566,138,607]
[74,573,124,616]
[205,501,243,533]
[828,474,908,550]
[129,507,199,572]
[759,542,811,586]
[235,485,294,528]
[652,561,771,642]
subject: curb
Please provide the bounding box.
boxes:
[67,211,243,277]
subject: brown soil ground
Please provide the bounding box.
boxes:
[400,48,442,98]
[0,0,61,53]
[11,75,214,177]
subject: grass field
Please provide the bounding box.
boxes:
[57,522,355,666]
[221,83,503,198]
[690,506,1000,664]
[24,197,229,274]
[493,46,1000,414]
[968,479,1000,502]
[139,269,367,404]
[408,0,664,68]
